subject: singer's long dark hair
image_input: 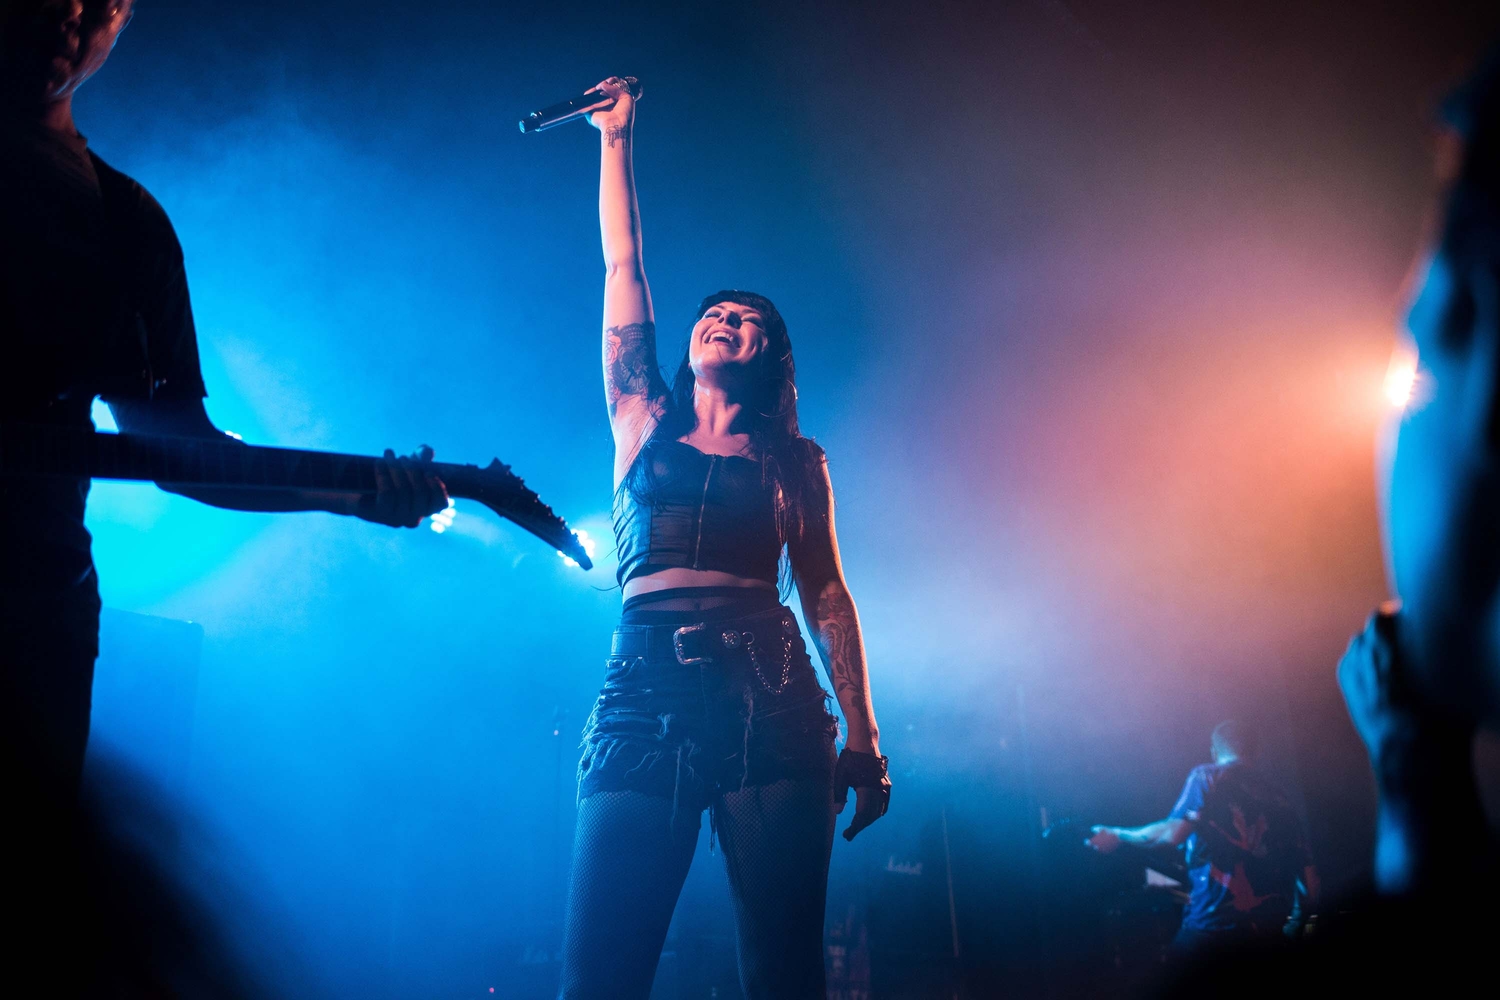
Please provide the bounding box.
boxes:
[626,290,825,556]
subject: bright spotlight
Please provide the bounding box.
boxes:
[430,498,457,534]
[1384,353,1418,410]
[558,527,598,569]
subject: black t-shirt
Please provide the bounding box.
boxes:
[1,125,206,621]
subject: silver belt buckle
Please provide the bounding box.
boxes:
[673,623,711,665]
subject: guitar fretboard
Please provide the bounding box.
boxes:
[0,422,593,568]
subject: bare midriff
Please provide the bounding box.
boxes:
[622,568,777,601]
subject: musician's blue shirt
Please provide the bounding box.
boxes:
[1169,761,1311,933]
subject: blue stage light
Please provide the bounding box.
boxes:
[558,527,597,568]
[430,498,458,534]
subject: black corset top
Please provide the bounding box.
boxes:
[612,439,782,588]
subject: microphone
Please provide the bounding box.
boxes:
[519,77,643,134]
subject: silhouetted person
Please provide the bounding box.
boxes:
[1161,45,1500,1000]
[1,2,444,989]
[1336,44,1500,897]
[1088,721,1318,957]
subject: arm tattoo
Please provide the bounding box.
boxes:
[812,585,873,728]
[605,124,629,149]
[603,321,664,414]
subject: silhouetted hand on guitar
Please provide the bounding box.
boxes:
[357,446,449,528]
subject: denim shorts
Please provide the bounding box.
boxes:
[577,599,840,818]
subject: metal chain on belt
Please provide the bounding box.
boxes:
[746,631,793,694]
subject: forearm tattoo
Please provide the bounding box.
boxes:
[605,124,629,149]
[812,585,874,729]
[603,321,664,413]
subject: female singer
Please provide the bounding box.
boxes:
[557,77,891,999]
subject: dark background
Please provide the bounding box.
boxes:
[67,1,1500,996]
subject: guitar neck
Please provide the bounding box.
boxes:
[0,424,406,494]
[1,422,595,569]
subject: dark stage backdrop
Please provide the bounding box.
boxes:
[69,1,1500,996]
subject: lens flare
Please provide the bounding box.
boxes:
[558,527,597,568]
[429,498,457,534]
[1384,352,1418,410]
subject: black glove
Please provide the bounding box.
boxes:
[835,748,892,818]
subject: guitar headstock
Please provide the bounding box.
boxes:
[441,458,593,570]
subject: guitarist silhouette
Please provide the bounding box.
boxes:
[2,0,450,814]
[2,4,584,990]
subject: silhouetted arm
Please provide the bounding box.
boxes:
[108,397,445,527]
[1338,610,1491,894]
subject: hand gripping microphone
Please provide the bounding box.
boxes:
[518,77,644,134]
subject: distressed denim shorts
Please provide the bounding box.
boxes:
[577,597,840,818]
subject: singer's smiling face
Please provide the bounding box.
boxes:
[688,301,770,385]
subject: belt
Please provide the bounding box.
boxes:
[611,606,799,667]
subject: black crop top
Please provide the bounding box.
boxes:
[612,439,782,588]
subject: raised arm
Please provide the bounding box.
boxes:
[789,455,888,839]
[588,77,666,486]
